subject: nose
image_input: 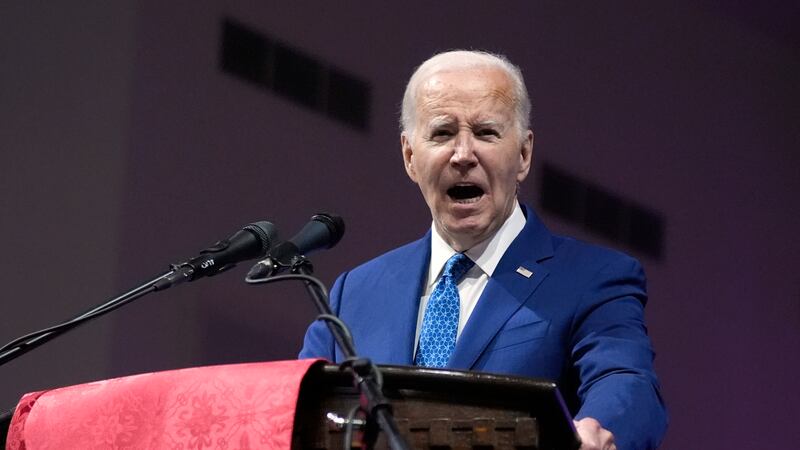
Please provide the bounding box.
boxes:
[450,130,478,169]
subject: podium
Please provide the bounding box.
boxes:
[2,361,579,449]
[295,364,579,449]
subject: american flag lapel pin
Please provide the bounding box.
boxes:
[515,266,533,278]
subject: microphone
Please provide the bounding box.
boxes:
[155,221,279,290]
[247,213,344,279]
[0,220,280,366]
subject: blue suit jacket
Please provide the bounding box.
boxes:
[301,205,667,449]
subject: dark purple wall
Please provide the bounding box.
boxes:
[2,2,799,448]
[0,0,135,415]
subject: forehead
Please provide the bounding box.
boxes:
[415,67,516,123]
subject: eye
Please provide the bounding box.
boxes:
[476,128,500,138]
[430,129,454,141]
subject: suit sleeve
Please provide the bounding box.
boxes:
[298,271,348,360]
[570,256,668,450]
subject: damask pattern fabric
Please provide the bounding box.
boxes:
[415,252,474,368]
[6,358,322,450]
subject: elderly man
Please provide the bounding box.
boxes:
[301,50,667,450]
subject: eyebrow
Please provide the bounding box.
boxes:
[426,115,455,129]
[426,116,504,129]
[472,120,502,128]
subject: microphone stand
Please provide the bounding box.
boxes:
[0,266,195,367]
[246,256,410,450]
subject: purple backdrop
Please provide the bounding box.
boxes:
[2,1,799,448]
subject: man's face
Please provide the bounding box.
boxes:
[401,66,533,251]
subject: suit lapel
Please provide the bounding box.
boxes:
[448,206,554,370]
[363,232,430,365]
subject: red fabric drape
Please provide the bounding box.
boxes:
[6,359,322,450]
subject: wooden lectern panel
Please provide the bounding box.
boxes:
[292,364,579,450]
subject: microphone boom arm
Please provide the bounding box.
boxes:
[0,270,174,367]
[1,220,277,365]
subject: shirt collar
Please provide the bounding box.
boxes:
[427,201,526,287]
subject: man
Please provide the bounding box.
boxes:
[301,50,667,450]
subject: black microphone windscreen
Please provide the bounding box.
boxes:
[243,221,279,255]
[289,213,345,255]
[310,213,345,249]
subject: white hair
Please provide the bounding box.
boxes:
[400,50,532,137]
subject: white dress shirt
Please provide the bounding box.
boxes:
[414,202,526,353]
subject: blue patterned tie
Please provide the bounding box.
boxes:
[415,253,475,368]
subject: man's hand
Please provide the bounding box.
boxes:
[574,417,616,450]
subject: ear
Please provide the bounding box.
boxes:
[516,129,534,183]
[401,132,418,182]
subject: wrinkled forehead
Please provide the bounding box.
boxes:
[414,67,516,121]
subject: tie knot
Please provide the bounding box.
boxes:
[442,253,474,282]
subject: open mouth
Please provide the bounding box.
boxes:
[447,184,485,203]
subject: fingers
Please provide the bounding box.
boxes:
[574,417,616,450]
